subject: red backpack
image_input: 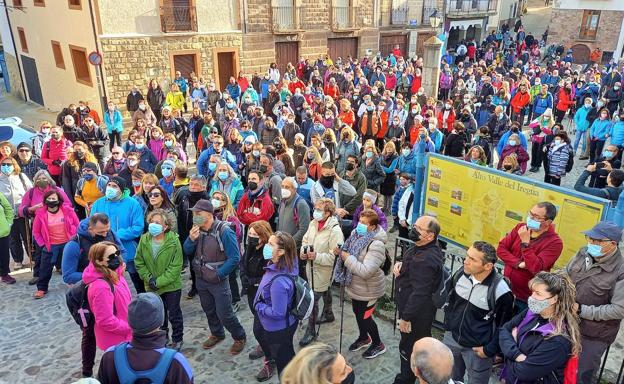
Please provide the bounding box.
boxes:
[563,355,578,384]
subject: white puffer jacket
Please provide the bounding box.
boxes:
[301,216,344,293]
[345,227,388,302]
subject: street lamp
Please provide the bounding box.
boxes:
[429,9,442,32]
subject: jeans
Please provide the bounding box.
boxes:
[229,267,241,304]
[253,315,297,374]
[0,235,10,276]
[393,314,434,384]
[81,324,96,376]
[37,243,65,292]
[126,261,145,294]
[108,132,122,150]
[161,290,184,343]
[578,338,609,384]
[32,243,42,278]
[196,277,246,340]
[9,216,27,264]
[351,299,381,345]
[589,140,606,164]
[573,130,588,155]
[443,332,493,384]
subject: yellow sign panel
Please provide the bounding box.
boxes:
[423,154,609,267]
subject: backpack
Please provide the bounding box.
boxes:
[204,220,229,252]
[448,267,510,319]
[365,241,392,275]
[565,147,574,173]
[66,278,114,329]
[268,273,314,322]
[432,265,452,309]
[562,355,579,384]
[113,342,177,384]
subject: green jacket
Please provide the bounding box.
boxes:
[339,170,367,214]
[0,194,13,237]
[134,231,183,295]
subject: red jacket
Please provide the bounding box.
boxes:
[437,110,456,133]
[236,189,275,225]
[497,223,563,301]
[289,80,305,94]
[40,137,72,176]
[324,84,340,99]
[556,89,575,112]
[32,205,79,251]
[411,75,422,94]
[510,90,531,114]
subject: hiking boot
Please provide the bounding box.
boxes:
[202,335,225,349]
[28,276,39,285]
[33,290,46,299]
[230,338,246,355]
[186,287,197,299]
[169,341,184,351]
[299,326,317,346]
[389,224,398,233]
[248,344,265,360]
[348,336,372,352]
[579,156,589,160]
[256,360,276,382]
[362,343,386,359]
[1,275,16,284]
[317,312,335,324]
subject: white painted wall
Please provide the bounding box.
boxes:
[555,0,624,11]
[0,5,16,56]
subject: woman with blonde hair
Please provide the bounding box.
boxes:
[133,173,159,212]
[304,146,324,181]
[336,127,360,174]
[210,162,244,208]
[282,343,354,384]
[361,143,385,192]
[465,145,488,166]
[501,154,522,174]
[162,132,187,164]
[322,129,337,163]
[61,141,99,218]
[499,270,582,384]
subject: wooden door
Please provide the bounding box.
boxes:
[570,44,590,64]
[275,41,298,76]
[327,38,358,62]
[217,51,235,91]
[21,55,44,106]
[379,34,408,57]
[416,32,434,58]
[173,54,196,79]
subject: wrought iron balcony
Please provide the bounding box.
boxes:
[160,5,197,33]
[271,5,302,33]
[391,6,409,25]
[331,5,357,31]
[446,0,497,17]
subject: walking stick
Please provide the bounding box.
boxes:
[24,217,34,272]
[339,277,346,354]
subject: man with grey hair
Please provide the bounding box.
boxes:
[276,177,310,252]
[411,337,459,384]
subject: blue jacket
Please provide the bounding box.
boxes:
[392,184,409,216]
[397,152,418,179]
[196,148,237,177]
[253,262,297,332]
[428,129,443,152]
[174,77,188,94]
[609,121,624,146]
[104,110,123,133]
[183,221,239,279]
[296,177,315,209]
[131,146,158,173]
[497,130,528,154]
[160,177,174,198]
[226,83,241,101]
[532,93,553,115]
[209,176,244,208]
[90,194,144,270]
[61,219,126,284]
[573,105,592,132]
[589,119,612,141]
[577,83,600,103]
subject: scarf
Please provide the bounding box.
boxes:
[333,228,378,286]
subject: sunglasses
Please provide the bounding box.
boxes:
[105,250,121,259]
[112,152,122,155]
[18,149,31,153]
[148,192,162,198]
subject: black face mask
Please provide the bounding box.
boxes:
[248,236,259,248]
[107,254,121,270]
[345,163,355,171]
[503,164,512,170]
[320,175,334,188]
[248,181,258,191]
[93,234,107,242]
[259,164,268,174]
[341,371,355,384]
[44,200,60,209]
[274,143,283,150]
[190,191,204,200]
[408,227,421,242]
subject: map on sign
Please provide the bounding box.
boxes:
[421,153,610,267]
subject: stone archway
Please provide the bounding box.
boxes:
[570,43,590,64]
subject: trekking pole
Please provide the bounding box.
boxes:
[337,243,346,354]
[24,218,34,272]
[309,245,318,336]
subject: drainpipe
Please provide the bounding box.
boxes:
[87,0,108,113]
[3,4,27,101]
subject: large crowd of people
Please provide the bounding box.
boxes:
[1,17,624,384]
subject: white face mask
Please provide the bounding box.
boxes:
[281,188,292,199]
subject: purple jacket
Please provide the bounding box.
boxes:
[253,262,298,332]
[352,204,388,230]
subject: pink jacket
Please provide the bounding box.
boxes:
[32,205,79,251]
[148,138,165,161]
[40,138,71,176]
[18,186,72,218]
[83,263,133,350]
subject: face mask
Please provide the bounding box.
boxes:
[132,180,141,187]
[445,104,452,110]
[165,140,173,147]
[248,181,258,191]
[252,150,260,157]
[597,101,604,108]
[75,151,85,159]
[262,244,274,260]
[44,200,60,209]
[105,186,119,200]
[192,215,206,226]
[1,165,14,174]
[603,150,614,158]
[503,164,513,170]
[279,188,292,200]
[365,151,374,159]
[208,163,217,172]
[402,149,411,156]
[107,255,121,271]
[417,91,423,96]
[139,104,146,111]
[526,215,542,231]
[356,222,368,235]
[248,236,259,248]
[135,143,145,150]
[554,139,562,145]
[35,180,48,189]
[345,162,356,171]
[83,173,94,181]
[209,199,223,210]
[586,243,604,257]
[615,86,621,90]
[161,167,173,178]
[341,370,356,384]
[508,140,517,146]
[41,128,50,135]
[367,106,374,112]
[148,223,164,236]
[320,175,334,188]
[128,160,138,167]
[527,296,552,315]
[217,171,229,181]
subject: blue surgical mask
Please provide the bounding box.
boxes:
[161,168,172,178]
[603,150,613,158]
[211,198,222,209]
[148,223,164,236]
[312,210,324,221]
[262,244,274,260]
[132,180,141,187]
[356,222,368,235]
[508,139,517,146]
[1,165,14,175]
[402,149,411,156]
[164,140,173,147]
[208,162,217,172]
[83,173,94,181]
[135,143,145,150]
[365,151,373,159]
[218,171,228,181]
[105,186,119,200]
[526,215,542,231]
[586,243,604,257]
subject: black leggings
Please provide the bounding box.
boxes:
[253,316,297,374]
[109,132,122,150]
[351,299,381,345]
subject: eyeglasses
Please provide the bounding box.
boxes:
[18,149,31,153]
[213,142,223,145]
[112,152,122,155]
[105,250,121,259]
[148,192,162,198]
[528,211,548,222]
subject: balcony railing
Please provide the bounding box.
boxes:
[331,5,357,30]
[391,6,409,25]
[447,0,497,16]
[421,6,437,25]
[271,5,301,33]
[160,5,197,33]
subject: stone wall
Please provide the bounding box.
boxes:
[100,33,243,110]
[4,53,25,101]
[549,8,624,53]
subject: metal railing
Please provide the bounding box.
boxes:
[447,0,497,15]
[391,237,624,384]
[159,5,197,33]
[421,6,437,25]
[391,7,409,25]
[331,5,356,30]
[271,5,300,32]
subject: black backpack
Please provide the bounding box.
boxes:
[66,278,114,329]
[565,146,574,173]
[448,267,511,318]
[268,274,314,322]
[365,241,393,275]
[432,265,452,309]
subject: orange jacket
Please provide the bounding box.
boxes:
[324,84,340,99]
[377,111,389,138]
[359,113,379,137]
[510,90,531,114]
[338,110,355,127]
